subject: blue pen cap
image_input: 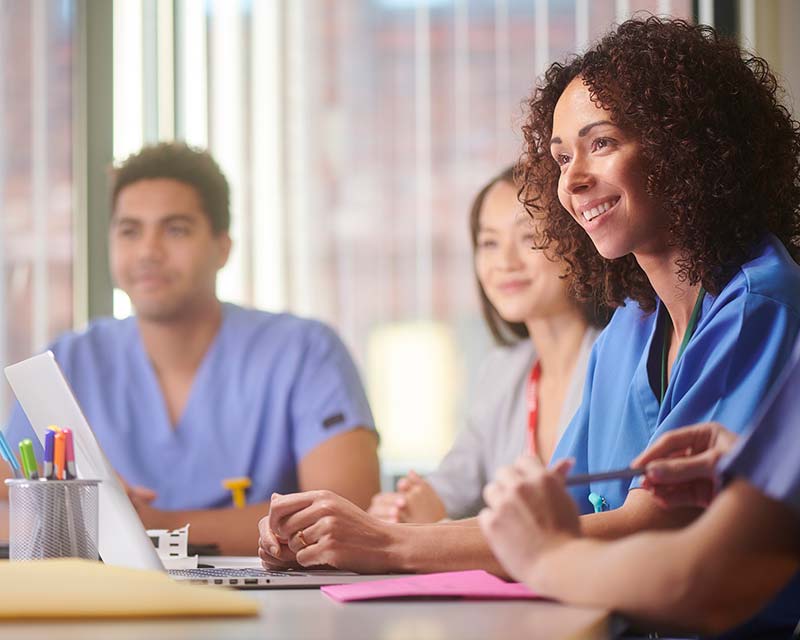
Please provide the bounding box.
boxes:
[0,430,22,479]
[44,429,55,462]
[0,430,20,471]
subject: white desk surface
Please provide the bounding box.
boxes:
[0,590,619,640]
[0,555,622,640]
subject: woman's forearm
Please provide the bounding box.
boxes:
[385,490,699,578]
[389,517,508,576]
[530,529,701,630]
[528,482,800,635]
[579,488,702,540]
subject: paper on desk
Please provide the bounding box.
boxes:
[321,569,538,602]
[0,558,259,619]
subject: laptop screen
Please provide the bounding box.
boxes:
[5,351,164,571]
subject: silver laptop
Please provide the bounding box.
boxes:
[5,351,389,589]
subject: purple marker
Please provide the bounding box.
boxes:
[44,429,56,479]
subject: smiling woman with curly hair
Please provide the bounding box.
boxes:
[476,16,800,639]
[520,18,800,311]
[257,19,800,636]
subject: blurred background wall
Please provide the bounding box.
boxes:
[1,0,795,476]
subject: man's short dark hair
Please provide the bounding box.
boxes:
[110,142,231,233]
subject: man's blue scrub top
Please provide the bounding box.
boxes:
[6,304,376,510]
[714,333,800,639]
[553,235,800,514]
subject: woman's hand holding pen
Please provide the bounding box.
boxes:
[368,471,447,523]
[259,491,402,573]
[633,422,739,508]
[478,456,580,585]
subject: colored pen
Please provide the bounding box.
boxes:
[223,477,252,509]
[565,467,644,487]
[0,430,22,479]
[44,429,56,479]
[18,439,39,480]
[54,430,66,480]
[62,428,77,480]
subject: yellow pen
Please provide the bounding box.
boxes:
[222,477,251,509]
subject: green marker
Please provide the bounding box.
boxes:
[18,439,39,480]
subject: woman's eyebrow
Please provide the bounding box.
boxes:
[550,119,616,146]
[577,120,614,137]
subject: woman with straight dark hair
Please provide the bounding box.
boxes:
[369,167,605,523]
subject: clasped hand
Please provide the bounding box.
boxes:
[257,490,397,573]
[368,470,447,523]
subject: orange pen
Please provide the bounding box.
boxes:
[54,430,66,480]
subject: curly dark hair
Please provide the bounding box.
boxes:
[111,142,230,234]
[470,167,609,346]
[519,17,800,312]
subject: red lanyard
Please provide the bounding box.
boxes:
[526,361,541,456]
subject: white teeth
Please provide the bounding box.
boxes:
[582,206,601,221]
[581,198,617,221]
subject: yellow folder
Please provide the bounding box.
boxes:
[0,559,259,619]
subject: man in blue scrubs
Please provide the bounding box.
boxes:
[2,142,380,555]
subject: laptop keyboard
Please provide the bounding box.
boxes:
[169,567,303,579]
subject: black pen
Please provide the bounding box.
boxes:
[565,467,645,487]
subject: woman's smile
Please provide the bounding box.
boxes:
[578,195,620,223]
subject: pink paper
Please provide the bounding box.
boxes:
[321,570,538,602]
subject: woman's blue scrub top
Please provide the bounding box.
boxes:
[554,235,800,514]
[552,235,800,636]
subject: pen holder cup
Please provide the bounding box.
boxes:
[5,479,100,561]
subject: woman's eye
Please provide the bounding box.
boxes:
[478,239,496,249]
[555,153,570,167]
[592,137,615,152]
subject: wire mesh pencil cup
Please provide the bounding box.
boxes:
[5,479,100,561]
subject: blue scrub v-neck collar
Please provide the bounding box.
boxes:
[638,294,711,426]
[660,288,706,403]
[129,307,229,443]
[635,306,665,431]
